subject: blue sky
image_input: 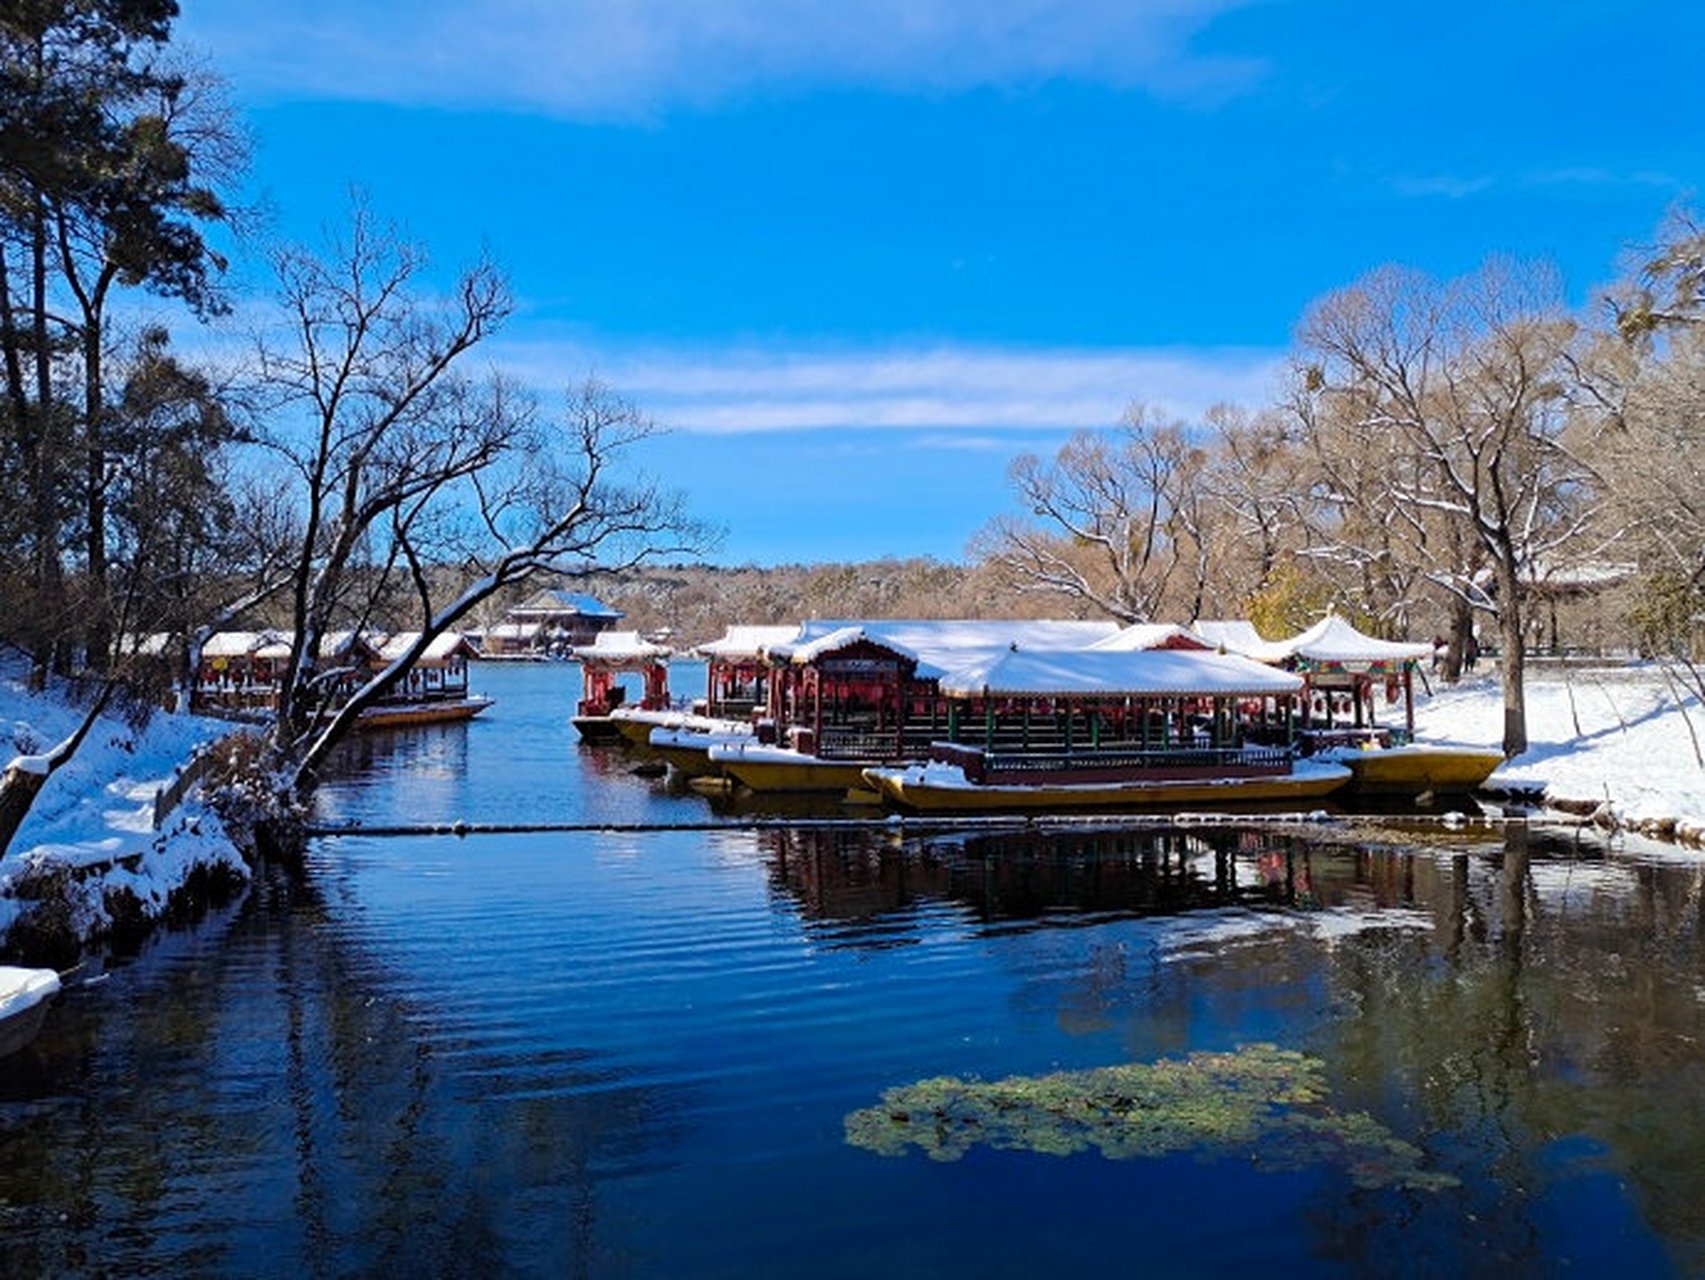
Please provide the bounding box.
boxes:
[174,1,1702,566]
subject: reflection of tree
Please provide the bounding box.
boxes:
[1315,824,1705,1274]
[0,861,679,1276]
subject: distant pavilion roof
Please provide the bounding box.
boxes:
[509,590,622,620]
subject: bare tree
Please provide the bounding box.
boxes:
[1295,259,1601,755]
[972,403,1209,623]
[252,206,711,804]
[1593,210,1705,724]
[1196,401,1323,614]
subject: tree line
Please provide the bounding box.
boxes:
[3,2,1703,849]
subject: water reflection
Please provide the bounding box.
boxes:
[10,667,1705,1276]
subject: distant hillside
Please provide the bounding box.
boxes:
[473,558,1100,647]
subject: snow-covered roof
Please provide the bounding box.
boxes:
[486,621,543,640]
[118,632,175,658]
[1192,620,1294,664]
[571,629,671,662]
[1520,558,1637,591]
[1276,615,1433,667]
[377,631,478,665]
[938,647,1305,698]
[1087,623,1210,652]
[509,589,622,619]
[778,618,1123,672]
[692,624,802,659]
[319,630,380,661]
[777,625,923,667]
[201,630,290,659]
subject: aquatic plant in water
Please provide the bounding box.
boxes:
[845,1043,1456,1191]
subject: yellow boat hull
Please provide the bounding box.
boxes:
[1333,745,1504,796]
[711,747,881,794]
[863,762,1352,814]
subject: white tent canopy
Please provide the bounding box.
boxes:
[1277,615,1433,667]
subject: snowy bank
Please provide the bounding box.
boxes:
[1413,659,1705,843]
[1,659,249,961]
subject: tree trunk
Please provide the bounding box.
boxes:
[1446,595,1473,683]
[1495,568,1528,757]
[84,316,110,672]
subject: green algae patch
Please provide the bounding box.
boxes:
[845,1043,1456,1191]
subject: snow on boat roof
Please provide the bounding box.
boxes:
[1277,614,1433,665]
[780,625,924,666]
[692,624,802,659]
[1192,620,1293,663]
[201,629,289,658]
[938,646,1305,698]
[571,629,671,661]
[775,618,1123,670]
[1086,623,1210,652]
[377,631,477,665]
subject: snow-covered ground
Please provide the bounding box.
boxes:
[0,659,245,945]
[1413,658,1705,839]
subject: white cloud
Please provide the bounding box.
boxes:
[492,337,1286,436]
[177,0,1264,117]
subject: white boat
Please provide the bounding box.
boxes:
[0,966,61,1058]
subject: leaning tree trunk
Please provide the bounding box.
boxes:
[0,682,117,858]
[0,765,50,858]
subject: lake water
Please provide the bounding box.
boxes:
[4,661,1705,1277]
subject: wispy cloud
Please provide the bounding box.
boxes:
[1520,167,1680,191]
[1389,173,1497,200]
[178,1,1264,118]
[492,338,1286,435]
[1391,166,1684,200]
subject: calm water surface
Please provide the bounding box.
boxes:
[3,662,1704,1277]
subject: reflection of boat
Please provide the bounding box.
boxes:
[864,757,1352,813]
[0,966,61,1058]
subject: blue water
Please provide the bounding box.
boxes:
[2,662,1702,1277]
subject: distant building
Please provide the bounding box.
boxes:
[482,590,623,656]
